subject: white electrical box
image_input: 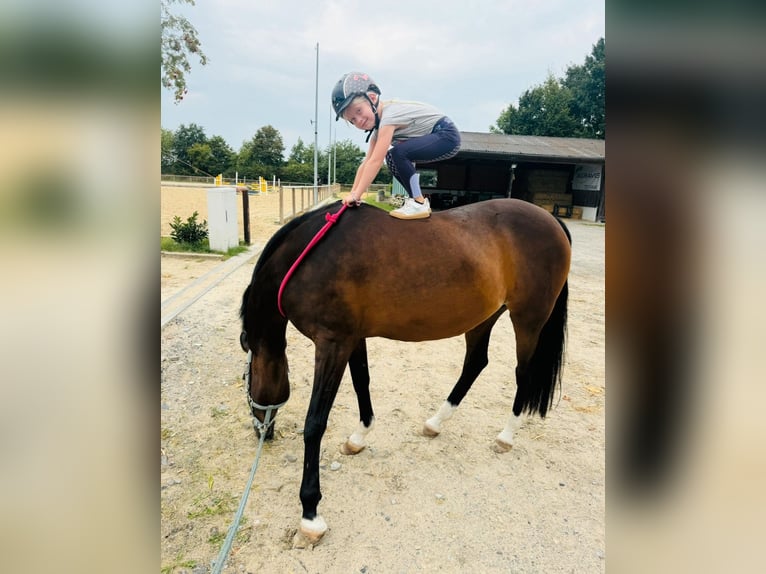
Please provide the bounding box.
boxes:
[206,187,239,252]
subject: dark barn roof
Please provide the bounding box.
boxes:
[456,132,605,164]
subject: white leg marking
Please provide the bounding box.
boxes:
[300,515,328,543]
[495,413,523,452]
[424,401,457,436]
[342,418,375,454]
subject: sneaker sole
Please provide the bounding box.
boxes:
[389,210,431,220]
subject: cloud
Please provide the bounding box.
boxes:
[161,0,604,151]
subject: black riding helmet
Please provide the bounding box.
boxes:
[332,72,381,141]
[331,72,381,119]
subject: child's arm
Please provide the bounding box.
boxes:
[345,125,396,204]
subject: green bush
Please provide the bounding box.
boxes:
[169,211,208,245]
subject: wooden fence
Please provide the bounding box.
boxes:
[279,184,340,224]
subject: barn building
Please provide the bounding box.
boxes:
[395,132,606,222]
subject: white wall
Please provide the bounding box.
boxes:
[575,205,599,222]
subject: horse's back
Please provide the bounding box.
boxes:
[281,199,570,341]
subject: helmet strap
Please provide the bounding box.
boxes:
[364,94,380,143]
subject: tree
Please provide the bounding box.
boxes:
[282,138,315,183]
[281,161,314,184]
[250,125,285,168]
[169,123,208,175]
[494,74,581,137]
[186,143,215,177]
[332,139,366,184]
[206,136,236,177]
[161,0,208,103]
[288,138,313,164]
[564,38,605,138]
[236,141,256,180]
[161,128,175,170]
[493,38,605,139]
[237,126,285,179]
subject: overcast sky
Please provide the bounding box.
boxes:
[161,0,604,155]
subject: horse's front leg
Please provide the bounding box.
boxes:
[341,339,375,455]
[299,338,354,544]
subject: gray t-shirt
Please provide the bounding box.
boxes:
[376,100,445,143]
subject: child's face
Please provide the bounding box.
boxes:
[342,96,377,132]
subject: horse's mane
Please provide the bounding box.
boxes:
[239,200,344,320]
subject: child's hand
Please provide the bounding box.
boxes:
[344,193,361,207]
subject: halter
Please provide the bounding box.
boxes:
[242,350,288,434]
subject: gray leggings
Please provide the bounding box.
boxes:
[386,117,461,196]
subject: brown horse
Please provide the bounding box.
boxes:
[239,198,571,543]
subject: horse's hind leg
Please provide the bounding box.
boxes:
[341,339,375,455]
[494,401,525,453]
[496,285,567,453]
[493,317,546,452]
[424,308,505,437]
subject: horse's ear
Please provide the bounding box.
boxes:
[240,331,250,352]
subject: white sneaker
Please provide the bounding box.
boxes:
[390,197,431,220]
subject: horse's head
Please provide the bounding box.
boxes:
[238,206,332,439]
[240,285,290,441]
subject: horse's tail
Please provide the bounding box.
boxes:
[556,216,572,245]
[516,280,568,418]
[516,218,570,418]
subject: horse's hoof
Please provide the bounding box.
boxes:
[299,515,327,544]
[493,438,513,453]
[422,422,441,437]
[340,440,365,455]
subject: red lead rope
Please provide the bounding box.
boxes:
[277,203,348,317]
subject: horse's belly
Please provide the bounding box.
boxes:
[366,298,500,342]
